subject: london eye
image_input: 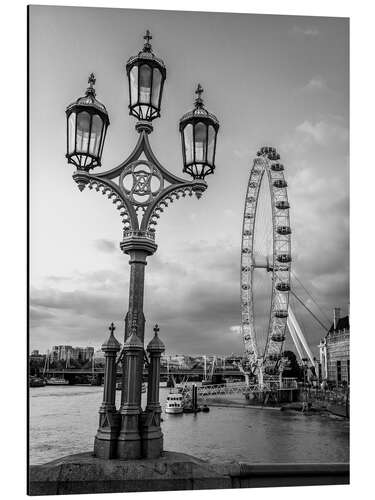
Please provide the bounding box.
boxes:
[240,146,291,383]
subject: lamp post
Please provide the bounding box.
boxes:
[65,31,219,459]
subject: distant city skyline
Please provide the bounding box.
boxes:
[29,6,349,357]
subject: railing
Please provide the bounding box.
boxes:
[307,387,349,407]
[179,378,299,400]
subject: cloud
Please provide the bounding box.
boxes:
[94,239,117,253]
[29,306,56,321]
[302,77,328,92]
[282,119,349,153]
[296,120,349,145]
[290,26,319,37]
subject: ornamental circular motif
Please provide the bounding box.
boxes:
[120,160,163,206]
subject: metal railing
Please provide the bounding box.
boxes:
[179,378,298,400]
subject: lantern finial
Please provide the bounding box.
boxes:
[86,73,96,97]
[195,84,204,108]
[143,29,153,52]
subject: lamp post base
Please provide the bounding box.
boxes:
[141,405,164,459]
[141,415,164,459]
[93,411,121,459]
[117,413,142,460]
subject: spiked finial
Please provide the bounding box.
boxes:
[102,322,120,351]
[143,29,152,51]
[86,73,96,96]
[147,323,165,353]
[195,84,204,108]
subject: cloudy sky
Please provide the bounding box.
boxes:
[29,6,349,356]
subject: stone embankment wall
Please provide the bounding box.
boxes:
[29,451,349,495]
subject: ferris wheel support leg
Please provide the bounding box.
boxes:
[258,366,264,391]
[287,317,304,361]
[289,308,315,365]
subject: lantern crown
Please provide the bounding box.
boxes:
[126,30,166,73]
[179,84,219,131]
[66,73,109,121]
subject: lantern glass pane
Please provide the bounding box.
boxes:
[194,122,207,163]
[68,112,76,154]
[130,66,138,105]
[139,64,152,104]
[207,125,216,165]
[89,114,103,156]
[183,123,193,164]
[151,67,162,107]
[76,111,91,153]
[99,123,107,157]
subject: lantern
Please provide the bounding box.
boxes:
[179,84,219,180]
[66,73,109,170]
[126,30,166,121]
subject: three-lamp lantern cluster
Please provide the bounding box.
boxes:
[66,30,219,180]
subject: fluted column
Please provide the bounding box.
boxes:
[94,323,121,459]
[141,324,165,458]
[117,326,144,459]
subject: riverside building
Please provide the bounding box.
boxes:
[318,308,350,386]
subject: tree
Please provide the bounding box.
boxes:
[282,350,302,379]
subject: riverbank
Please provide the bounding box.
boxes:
[28,451,349,495]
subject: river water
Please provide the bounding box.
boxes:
[29,385,349,466]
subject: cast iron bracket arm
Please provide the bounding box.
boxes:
[72,170,139,231]
[94,131,146,181]
[141,178,207,233]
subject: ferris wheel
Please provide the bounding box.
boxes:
[240,146,291,381]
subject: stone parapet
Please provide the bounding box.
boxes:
[28,451,349,495]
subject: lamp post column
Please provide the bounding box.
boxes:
[117,237,157,459]
[142,324,165,458]
[94,323,121,459]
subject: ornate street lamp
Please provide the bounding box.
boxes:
[126,30,166,121]
[179,84,219,179]
[65,31,219,460]
[66,73,109,171]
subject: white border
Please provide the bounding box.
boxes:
[1,0,374,499]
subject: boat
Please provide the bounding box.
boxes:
[29,377,46,387]
[165,391,184,414]
[45,377,69,385]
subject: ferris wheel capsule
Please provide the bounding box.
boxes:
[276,200,290,209]
[276,226,292,235]
[273,179,287,189]
[276,253,291,263]
[276,282,290,292]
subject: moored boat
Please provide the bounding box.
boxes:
[29,377,46,387]
[45,377,69,386]
[165,391,184,414]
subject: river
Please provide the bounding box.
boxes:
[29,385,349,465]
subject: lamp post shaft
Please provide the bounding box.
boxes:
[117,239,157,459]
